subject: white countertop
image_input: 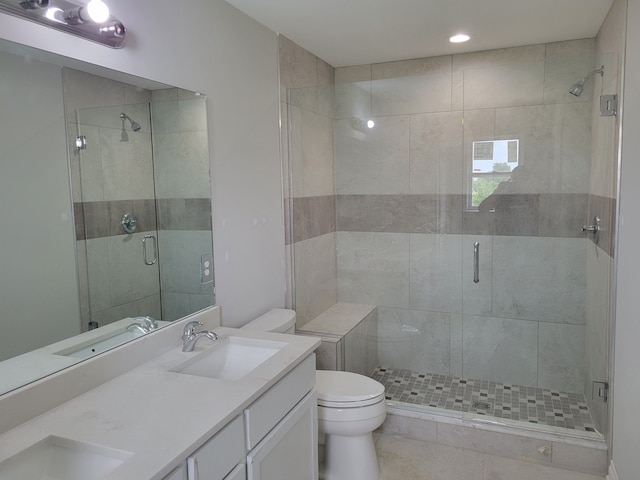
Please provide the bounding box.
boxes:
[0,326,320,480]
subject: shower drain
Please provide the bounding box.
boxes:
[472,400,492,410]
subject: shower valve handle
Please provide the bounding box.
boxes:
[581,216,601,233]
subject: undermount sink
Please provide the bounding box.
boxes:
[173,336,287,380]
[0,436,132,480]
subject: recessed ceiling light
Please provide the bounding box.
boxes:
[450,33,471,44]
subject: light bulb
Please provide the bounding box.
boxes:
[86,0,109,23]
[64,0,110,24]
[45,6,63,22]
[449,33,471,44]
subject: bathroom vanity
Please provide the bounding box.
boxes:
[0,307,321,480]
[166,354,317,480]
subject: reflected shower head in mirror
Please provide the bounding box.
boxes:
[119,112,141,132]
[569,65,604,97]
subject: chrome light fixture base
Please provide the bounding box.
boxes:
[0,0,125,48]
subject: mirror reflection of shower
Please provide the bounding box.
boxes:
[119,112,141,142]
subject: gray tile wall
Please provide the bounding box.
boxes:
[280,35,338,326]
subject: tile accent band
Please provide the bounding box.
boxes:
[75,198,212,240]
[287,193,616,257]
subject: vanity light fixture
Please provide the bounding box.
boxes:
[0,0,125,48]
[449,33,471,43]
[20,0,48,9]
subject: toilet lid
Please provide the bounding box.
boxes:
[316,370,385,406]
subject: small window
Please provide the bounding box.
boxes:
[470,139,519,208]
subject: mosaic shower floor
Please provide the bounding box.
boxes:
[371,367,597,432]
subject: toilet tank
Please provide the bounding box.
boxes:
[242,309,296,334]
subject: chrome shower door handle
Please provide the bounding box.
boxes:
[473,242,480,284]
[142,235,158,265]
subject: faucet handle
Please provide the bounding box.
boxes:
[183,321,203,337]
[136,316,158,330]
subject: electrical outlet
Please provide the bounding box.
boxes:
[200,254,214,284]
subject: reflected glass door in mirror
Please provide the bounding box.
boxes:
[69,74,215,328]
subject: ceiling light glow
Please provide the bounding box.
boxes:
[449,33,471,44]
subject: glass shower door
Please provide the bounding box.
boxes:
[460,104,595,430]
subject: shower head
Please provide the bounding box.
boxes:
[569,81,585,97]
[569,66,604,97]
[120,112,141,132]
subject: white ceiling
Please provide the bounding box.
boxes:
[224,0,614,67]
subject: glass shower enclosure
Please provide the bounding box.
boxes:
[286,38,616,439]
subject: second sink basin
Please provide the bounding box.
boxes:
[173,336,287,381]
[0,436,132,480]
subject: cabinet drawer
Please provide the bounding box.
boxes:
[188,415,245,480]
[244,354,315,450]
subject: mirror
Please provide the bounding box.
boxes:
[0,39,215,395]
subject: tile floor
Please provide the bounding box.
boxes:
[375,433,605,480]
[372,367,597,432]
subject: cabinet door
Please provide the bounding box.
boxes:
[188,415,245,480]
[247,391,317,480]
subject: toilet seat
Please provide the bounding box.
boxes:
[316,370,385,408]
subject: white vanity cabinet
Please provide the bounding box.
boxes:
[186,415,245,480]
[163,464,187,480]
[244,355,317,480]
[246,390,317,480]
[168,354,317,480]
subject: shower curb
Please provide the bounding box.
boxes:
[378,404,608,476]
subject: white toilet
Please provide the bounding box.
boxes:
[242,309,387,480]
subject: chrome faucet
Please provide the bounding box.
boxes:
[181,321,218,352]
[126,323,150,334]
[126,316,159,335]
[135,316,159,331]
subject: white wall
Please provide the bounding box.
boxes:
[612,0,640,477]
[0,0,285,327]
[0,52,80,359]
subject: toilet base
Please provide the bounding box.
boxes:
[324,432,379,480]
